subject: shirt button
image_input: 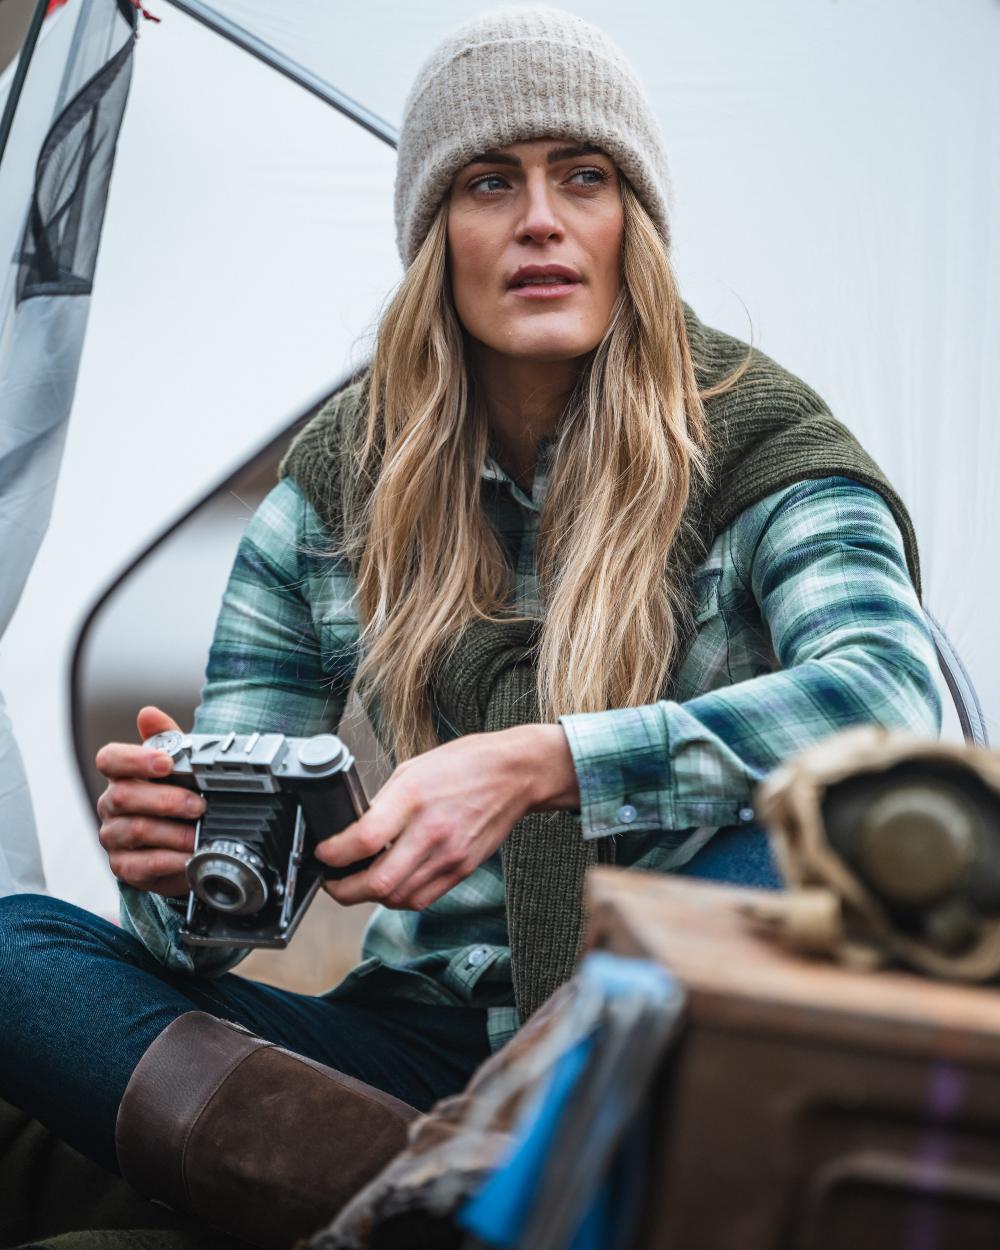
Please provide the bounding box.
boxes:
[739,806,755,823]
[467,946,489,968]
[618,804,638,824]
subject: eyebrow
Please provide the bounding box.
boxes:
[464,144,607,169]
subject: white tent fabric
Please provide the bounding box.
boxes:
[0,0,996,914]
[0,8,80,895]
[0,295,88,896]
[0,0,134,895]
[0,692,42,894]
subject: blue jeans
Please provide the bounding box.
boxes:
[675,822,781,889]
[0,894,491,1174]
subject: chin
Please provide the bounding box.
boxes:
[494,330,598,364]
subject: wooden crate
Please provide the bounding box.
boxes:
[585,868,1000,1250]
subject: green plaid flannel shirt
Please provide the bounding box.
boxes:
[120,451,941,1052]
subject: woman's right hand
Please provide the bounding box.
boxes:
[96,705,205,897]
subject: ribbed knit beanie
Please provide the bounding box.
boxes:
[394,6,672,268]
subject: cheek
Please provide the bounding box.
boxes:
[447,219,496,321]
[592,216,624,303]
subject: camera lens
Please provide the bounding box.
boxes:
[202,876,245,911]
[187,840,270,916]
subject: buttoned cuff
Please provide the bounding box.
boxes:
[559,703,673,840]
[559,701,758,841]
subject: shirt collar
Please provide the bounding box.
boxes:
[480,436,556,513]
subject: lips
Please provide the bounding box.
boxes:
[508,264,581,289]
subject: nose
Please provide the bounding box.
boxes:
[514,170,563,245]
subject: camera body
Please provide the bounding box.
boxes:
[144,729,371,949]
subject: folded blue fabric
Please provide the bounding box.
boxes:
[459,1035,594,1247]
[457,952,683,1250]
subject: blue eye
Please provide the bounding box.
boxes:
[467,167,610,194]
[470,174,509,193]
[569,167,609,186]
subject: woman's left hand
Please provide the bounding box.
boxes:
[315,724,579,912]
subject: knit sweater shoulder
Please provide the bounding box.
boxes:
[279,304,921,601]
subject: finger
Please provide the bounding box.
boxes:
[136,705,181,741]
[98,779,204,822]
[322,855,394,907]
[100,815,197,855]
[153,875,191,899]
[315,805,402,870]
[382,850,470,910]
[325,830,432,910]
[107,848,191,893]
[323,869,364,906]
[95,742,175,782]
[408,872,463,912]
[327,831,439,907]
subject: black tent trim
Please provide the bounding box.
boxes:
[17,23,137,302]
[162,0,398,148]
[0,0,49,168]
[924,608,990,748]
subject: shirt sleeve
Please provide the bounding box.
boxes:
[118,477,359,975]
[194,477,357,737]
[558,476,943,842]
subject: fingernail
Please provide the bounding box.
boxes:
[151,754,172,775]
[185,796,205,817]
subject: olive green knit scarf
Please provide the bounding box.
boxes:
[280,303,921,1024]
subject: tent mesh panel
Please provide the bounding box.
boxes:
[17,28,135,302]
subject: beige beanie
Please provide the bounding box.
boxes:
[394,6,673,267]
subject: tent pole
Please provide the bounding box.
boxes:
[0,0,50,167]
[160,0,397,148]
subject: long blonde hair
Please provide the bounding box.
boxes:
[346,179,749,760]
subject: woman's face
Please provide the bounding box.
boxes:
[446,138,624,365]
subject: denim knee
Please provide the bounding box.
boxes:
[0,892,137,994]
[0,894,81,988]
[0,890,101,945]
[0,891,78,929]
[0,890,66,951]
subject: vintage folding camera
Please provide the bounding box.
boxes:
[144,729,372,949]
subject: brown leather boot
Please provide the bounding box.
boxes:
[114,1012,418,1250]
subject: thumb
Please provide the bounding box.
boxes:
[136,705,181,743]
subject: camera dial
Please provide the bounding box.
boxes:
[297,735,345,770]
[146,730,186,758]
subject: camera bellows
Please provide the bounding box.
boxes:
[187,792,297,916]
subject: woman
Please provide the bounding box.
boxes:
[0,2,939,1204]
